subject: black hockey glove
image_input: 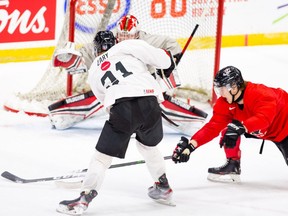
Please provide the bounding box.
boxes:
[220,119,245,148]
[172,136,196,163]
[173,52,182,64]
[156,50,176,78]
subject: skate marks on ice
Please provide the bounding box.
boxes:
[150,197,176,207]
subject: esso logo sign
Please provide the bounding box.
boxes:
[64,0,131,34]
[0,0,56,43]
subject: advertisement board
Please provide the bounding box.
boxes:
[0,0,56,43]
[0,0,287,63]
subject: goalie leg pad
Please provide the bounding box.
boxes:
[48,91,105,129]
[159,99,206,136]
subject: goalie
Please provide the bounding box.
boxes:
[49,14,207,134]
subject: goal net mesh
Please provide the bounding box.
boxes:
[4,0,222,116]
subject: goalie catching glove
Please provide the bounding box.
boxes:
[53,41,87,74]
[172,136,196,163]
[156,50,176,78]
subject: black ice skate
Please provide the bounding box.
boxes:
[207,158,241,183]
[57,190,97,215]
[148,173,175,206]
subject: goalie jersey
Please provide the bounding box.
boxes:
[88,39,171,108]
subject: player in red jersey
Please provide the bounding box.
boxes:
[171,65,288,182]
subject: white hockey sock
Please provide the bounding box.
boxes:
[136,141,166,182]
[81,150,112,192]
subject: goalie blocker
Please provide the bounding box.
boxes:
[48,90,208,134]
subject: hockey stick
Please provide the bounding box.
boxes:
[175,24,199,65]
[160,24,200,89]
[1,156,172,184]
[160,24,207,120]
[161,112,179,127]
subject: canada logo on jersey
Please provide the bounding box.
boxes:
[101,61,110,71]
[250,129,267,138]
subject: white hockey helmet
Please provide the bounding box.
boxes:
[116,14,140,42]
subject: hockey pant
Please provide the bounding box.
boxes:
[81,141,166,192]
[273,136,288,166]
[220,129,288,165]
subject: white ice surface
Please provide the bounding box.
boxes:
[0,45,288,216]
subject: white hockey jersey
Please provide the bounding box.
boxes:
[87,39,171,108]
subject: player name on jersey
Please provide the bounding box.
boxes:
[97,53,109,66]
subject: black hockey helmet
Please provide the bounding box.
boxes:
[93,30,116,55]
[214,66,244,89]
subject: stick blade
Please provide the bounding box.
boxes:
[1,171,25,183]
[55,180,83,189]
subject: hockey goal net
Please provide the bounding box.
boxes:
[4,0,224,116]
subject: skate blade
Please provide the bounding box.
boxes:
[207,173,241,183]
[152,198,176,207]
[56,204,85,216]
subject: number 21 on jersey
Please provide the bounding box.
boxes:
[101,61,133,89]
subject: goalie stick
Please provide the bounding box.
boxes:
[162,23,200,88]
[1,156,172,184]
[159,24,208,120]
[175,24,199,65]
[163,92,208,119]
[159,24,207,121]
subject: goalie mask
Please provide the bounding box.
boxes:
[93,31,116,55]
[116,14,140,42]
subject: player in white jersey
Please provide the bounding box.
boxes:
[88,39,166,108]
[49,14,207,134]
[56,31,174,215]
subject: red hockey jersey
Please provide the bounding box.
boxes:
[192,82,288,146]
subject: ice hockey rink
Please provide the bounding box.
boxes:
[0,45,288,216]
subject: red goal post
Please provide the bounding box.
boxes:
[4,0,224,116]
